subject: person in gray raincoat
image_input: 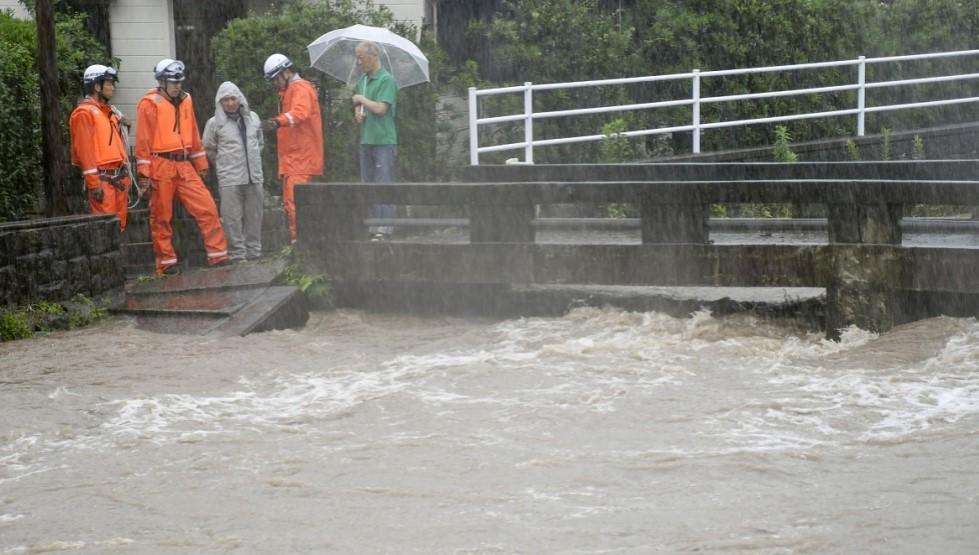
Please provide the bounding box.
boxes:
[203,81,265,262]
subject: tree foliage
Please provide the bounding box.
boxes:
[465,0,637,163]
[0,10,108,221]
[456,0,979,161]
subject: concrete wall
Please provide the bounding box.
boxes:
[0,214,125,307]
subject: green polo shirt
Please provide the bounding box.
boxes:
[356,67,397,145]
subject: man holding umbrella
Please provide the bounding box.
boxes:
[307,25,429,241]
[262,53,324,243]
[351,41,397,241]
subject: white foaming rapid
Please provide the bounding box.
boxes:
[75,309,979,454]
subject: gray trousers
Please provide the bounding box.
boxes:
[220,183,264,259]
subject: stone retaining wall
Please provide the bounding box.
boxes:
[1,201,290,307]
[0,214,125,307]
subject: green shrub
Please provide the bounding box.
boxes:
[880,127,891,161]
[912,134,926,160]
[0,11,109,221]
[0,15,41,221]
[276,263,332,309]
[772,125,797,162]
[0,310,32,341]
[845,138,861,161]
[466,0,639,164]
[599,118,635,162]
[0,294,106,342]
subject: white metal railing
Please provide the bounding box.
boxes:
[467,49,979,165]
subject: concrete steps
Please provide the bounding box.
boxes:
[109,257,308,337]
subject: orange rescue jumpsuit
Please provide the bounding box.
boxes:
[69,97,130,230]
[136,88,229,274]
[274,77,324,241]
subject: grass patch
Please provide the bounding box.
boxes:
[273,247,333,309]
[0,294,107,342]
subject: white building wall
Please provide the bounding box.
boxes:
[0,1,29,18]
[110,0,175,129]
[378,0,424,29]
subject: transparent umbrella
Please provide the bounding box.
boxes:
[306,24,430,89]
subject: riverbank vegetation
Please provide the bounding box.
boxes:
[0,9,108,221]
[448,0,979,164]
[0,294,107,342]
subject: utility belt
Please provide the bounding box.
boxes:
[97,165,130,192]
[153,151,192,162]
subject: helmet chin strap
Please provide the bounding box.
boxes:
[158,83,182,102]
[92,82,111,104]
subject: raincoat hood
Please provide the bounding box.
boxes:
[213,81,251,125]
[202,80,264,189]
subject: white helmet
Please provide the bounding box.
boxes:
[83,64,118,85]
[154,58,185,82]
[263,53,293,80]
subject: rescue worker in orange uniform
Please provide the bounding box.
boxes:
[262,54,324,242]
[136,59,230,275]
[69,64,131,231]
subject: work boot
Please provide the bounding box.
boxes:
[162,265,180,276]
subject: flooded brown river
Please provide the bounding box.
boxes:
[1,308,978,554]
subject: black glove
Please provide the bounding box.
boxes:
[262,118,279,132]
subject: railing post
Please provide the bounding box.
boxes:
[524,82,534,164]
[692,69,701,154]
[857,56,866,137]
[468,86,479,166]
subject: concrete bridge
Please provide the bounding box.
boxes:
[295,160,979,339]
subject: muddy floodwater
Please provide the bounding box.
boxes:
[2,308,978,554]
